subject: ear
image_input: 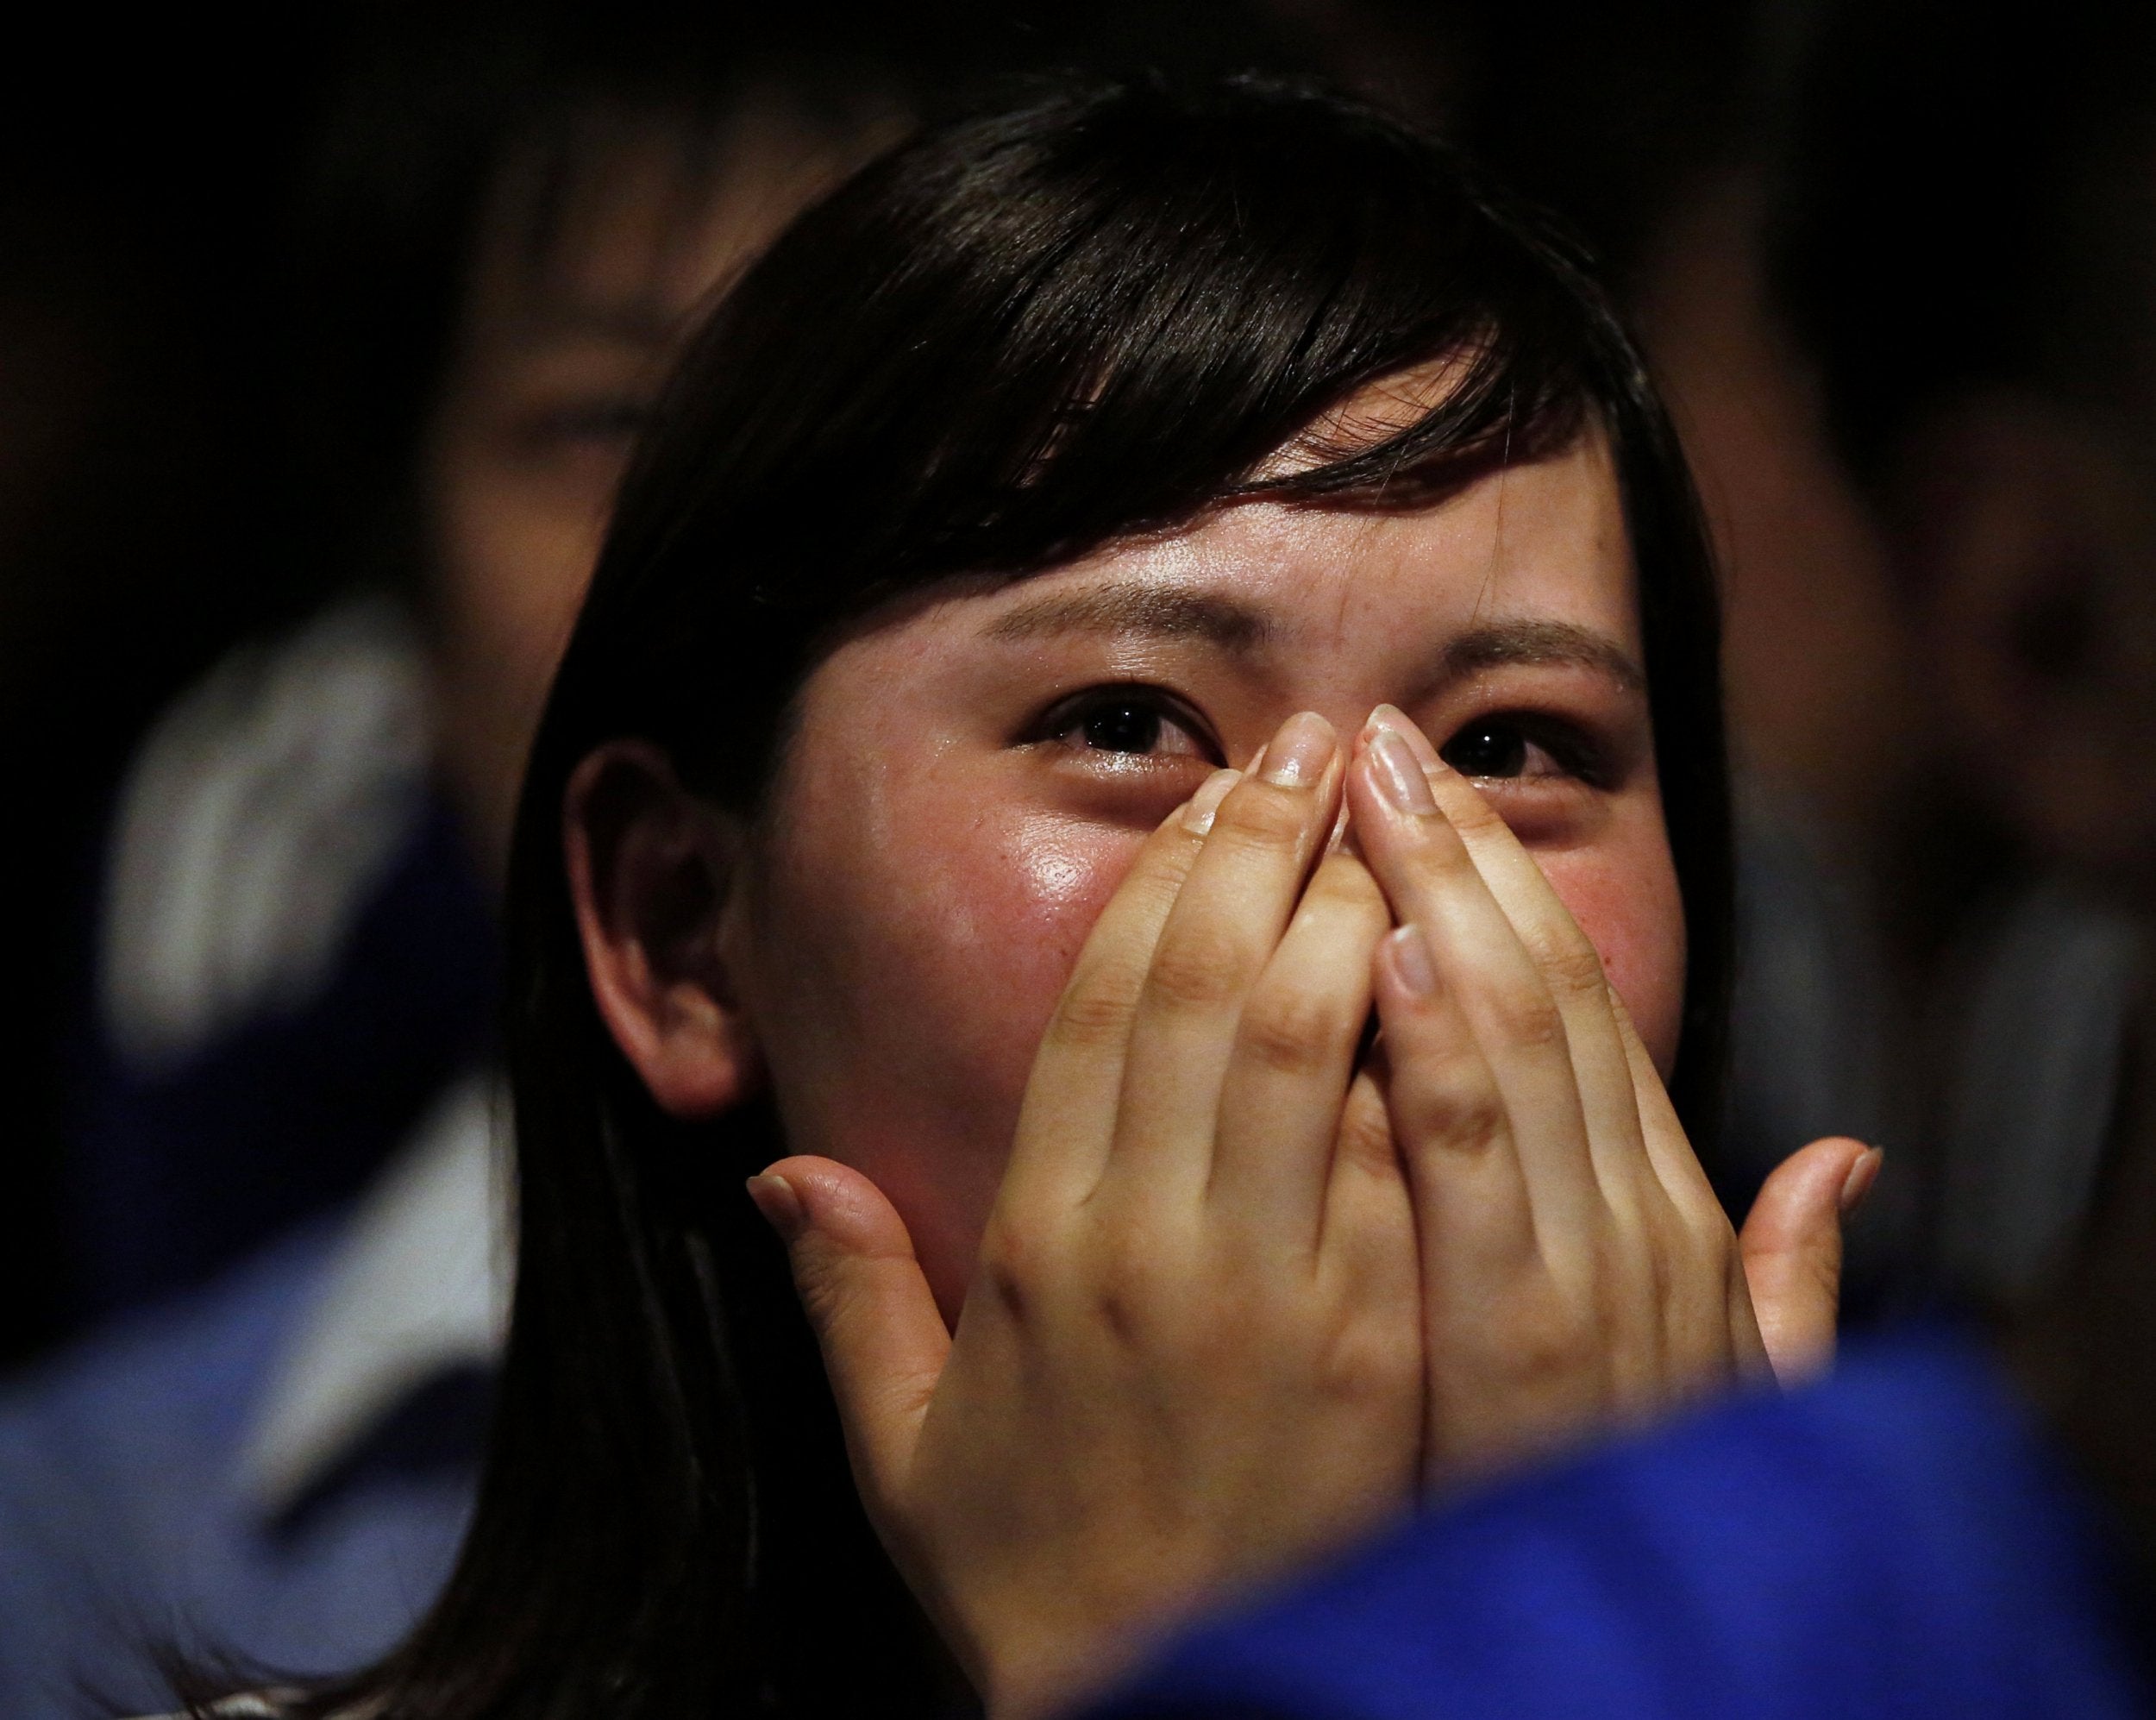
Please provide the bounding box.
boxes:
[1899,392,2142,869]
[564,740,761,1118]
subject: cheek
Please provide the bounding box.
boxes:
[1532,825,1687,1077]
[750,773,1138,1316]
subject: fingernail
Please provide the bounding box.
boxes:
[1839,1147,1883,1215]
[1383,925,1438,996]
[1183,768,1241,833]
[746,1173,806,1241]
[1366,704,1451,776]
[1369,728,1438,814]
[1260,712,1335,788]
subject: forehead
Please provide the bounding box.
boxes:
[975,433,1639,661]
[468,99,883,338]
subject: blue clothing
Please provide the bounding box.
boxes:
[0,1221,482,1719]
[1093,1328,2148,1720]
[69,800,496,1323]
[60,598,498,1327]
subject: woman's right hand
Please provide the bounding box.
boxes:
[751,709,1427,1720]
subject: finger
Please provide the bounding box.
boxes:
[1597,989,1765,1383]
[1362,707,1654,1213]
[1344,726,1600,1239]
[1313,1066,1420,1366]
[1108,711,1343,1202]
[1369,922,1538,1290]
[1370,926,1597,1483]
[1210,848,1391,1246]
[1606,985,1733,1234]
[1739,1138,1878,1384]
[1003,769,1236,1208]
[749,1156,953,1510]
[1319,1064,1413,1255]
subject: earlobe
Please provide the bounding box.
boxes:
[564,740,762,1119]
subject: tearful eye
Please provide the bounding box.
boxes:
[1082,701,1168,754]
[1030,686,1219,765]
[1442,722,1532,778]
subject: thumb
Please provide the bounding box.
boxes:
[1737,1137,1881,1385]
[748,1155,952,1509]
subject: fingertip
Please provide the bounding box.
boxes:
[1839,1145,1885,1215]
[755,1154,918,1259]
[1377,923,1439,1001]
[1182,767,1241,835]
[1745,1136,1872,1254]
[1364,703,1448,774]
[745,1171,805,1242]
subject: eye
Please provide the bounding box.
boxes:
[1031,686,1221,764]
[1440,716,1600,784]
[530,397,654,450]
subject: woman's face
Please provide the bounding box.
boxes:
[729,434,1683,1318]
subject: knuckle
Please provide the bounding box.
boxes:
[1239,986,1356,1079]
[1145,923,1252,1013]
[1090,1245,1184,1349]
[1051,963,1142,1047]
[1401,1070,1507,1157]
[1487,980,1567,1051]
[1334,1087,1400,1171]
[1499,1292,1600,1390]
[1534,930,1608,1001]
[975,1215,1057,1321]
[1212,782,1311,851]
[1314,1320,1420,1408]
[1304,852,1387,913]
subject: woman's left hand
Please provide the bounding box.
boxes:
[1345,706,1876,1485]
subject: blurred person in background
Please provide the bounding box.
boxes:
[0,7,1323,1714]
[60,6,893,1333]
[1,7,866,1706]
[1764,0,2156,1317]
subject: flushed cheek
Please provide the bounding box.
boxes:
[780,802,1142,1312]
[1532,845,1686,1076]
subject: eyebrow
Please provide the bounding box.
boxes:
[983,585,1273,652]
[1441,619,1645,692]
[981,587,1642,692]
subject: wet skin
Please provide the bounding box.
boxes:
[725,435,1684,1319]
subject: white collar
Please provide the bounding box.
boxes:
[238,1071,512,1516]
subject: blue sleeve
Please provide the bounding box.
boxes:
[1086,1329,2148,1720]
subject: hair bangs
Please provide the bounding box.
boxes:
[592,78,1620,774]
